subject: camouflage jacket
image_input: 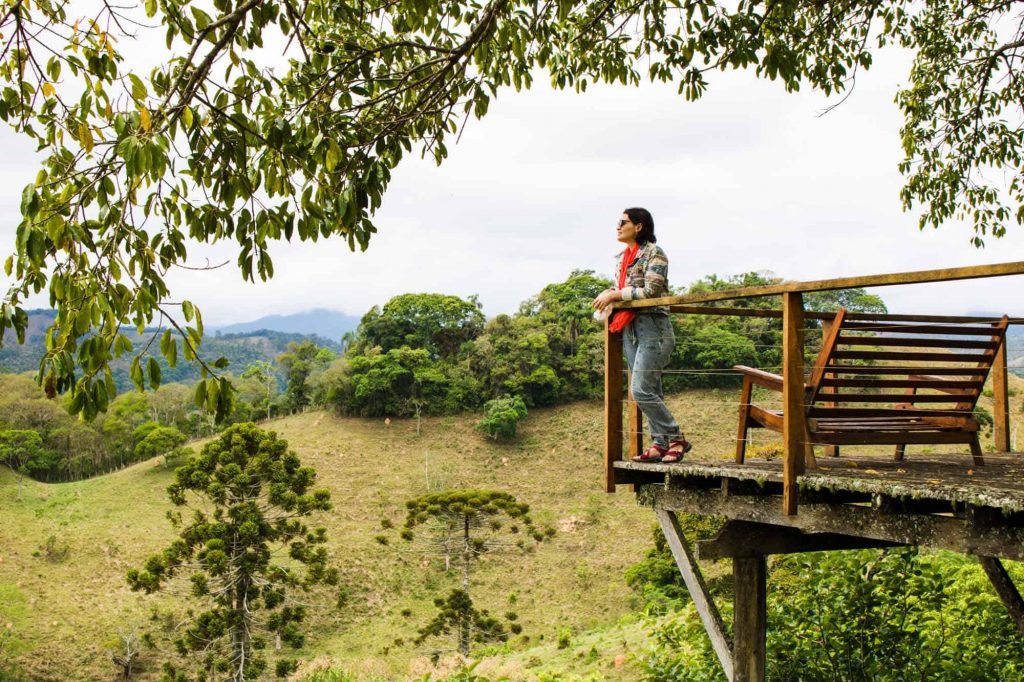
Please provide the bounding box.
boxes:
[614,241,670,314]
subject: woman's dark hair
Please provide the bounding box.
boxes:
[624,207,656,244]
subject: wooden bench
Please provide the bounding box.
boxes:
[734,309,1009,467]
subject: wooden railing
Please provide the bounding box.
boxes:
[604,261,1024,515]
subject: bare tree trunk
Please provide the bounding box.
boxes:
[232,577,251,681]
[460,514,471,656]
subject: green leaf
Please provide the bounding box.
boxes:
[191,7,212,31]
[144,0,157,18]
[78,122,94,153]
[128,74,148,101]
[206,376,220,411]
[148,356,161,389]
[20,184,39,219]
[193,379,207,407]
[325,140,341,172]
[129,356,144,390]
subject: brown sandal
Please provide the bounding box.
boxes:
[660,438,693,464]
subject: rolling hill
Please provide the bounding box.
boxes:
[0,371,1021,681]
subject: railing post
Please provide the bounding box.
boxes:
[993,336,1011,453]
[605,318,624,492]
[627,372,644,461]
[782,292,806,516]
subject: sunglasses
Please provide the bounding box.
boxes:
[617,219,632,227]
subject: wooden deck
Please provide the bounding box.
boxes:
[615,452,1024,561]
[617,452,1024,512]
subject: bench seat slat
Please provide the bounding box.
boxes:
[810,432,976,446]
[830,350,991,362]
[823,365,989,376]
[819,378,983,389]
[755,411,937,426]
[837,336,999,349]
[818,393,978,404]
[839,322,1001,335]
[807,407,973,419]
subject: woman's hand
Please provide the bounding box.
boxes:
[592,288,622,312]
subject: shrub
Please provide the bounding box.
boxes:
[556,626,572,649]
[35,534,70,563]
[133,425,187,460]
[640,549,1024,681]
[476,395,528,441]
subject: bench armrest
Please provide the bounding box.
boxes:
[734,365,784,391]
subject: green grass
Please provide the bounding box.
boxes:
[0,395,678,681]
[0,379,1020,681]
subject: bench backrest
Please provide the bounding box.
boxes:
[805,309,1009,423]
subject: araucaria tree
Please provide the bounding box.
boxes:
[399,489,553,656]
[127,423,337,681]
[2,1,1022,415]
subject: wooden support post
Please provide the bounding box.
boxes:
[993,338,1011,453]
[627,371,644,460]
[733,555,767,682]
[656,509,734,681]
[782,292,806,516]
[605,320,623,493]
[819,318,839,458]
[978,556,1024,636]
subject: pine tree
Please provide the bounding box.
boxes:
[127,423,338,681]
[399,489,553,656]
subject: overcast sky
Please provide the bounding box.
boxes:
[2,42,1023,325]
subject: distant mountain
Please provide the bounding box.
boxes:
[211,308,361,342]
[0,310,343,391]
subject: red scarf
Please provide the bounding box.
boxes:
[608,243,639,333]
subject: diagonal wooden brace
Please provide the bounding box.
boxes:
[656,509,734,681]
[978,555,1024,636]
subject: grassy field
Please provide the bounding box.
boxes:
[0,381,1020,681]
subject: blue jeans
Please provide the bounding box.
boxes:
[623,314,681,447]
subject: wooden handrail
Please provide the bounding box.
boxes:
[617,261,1024,309]
[665,305,1024,325]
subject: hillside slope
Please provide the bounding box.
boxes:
[0,398,671,681]
[0,381,1019,681]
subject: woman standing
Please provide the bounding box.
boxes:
[592,207,691,463]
